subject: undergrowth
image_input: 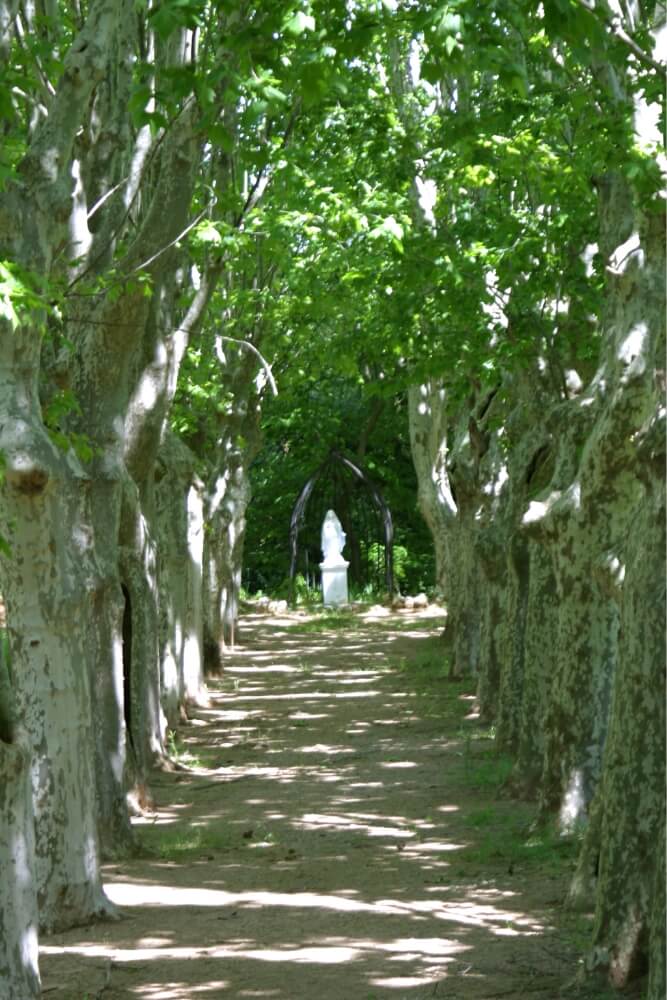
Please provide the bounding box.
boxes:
[166,731,205,769]
[454,812,581,873]
[286,608,359,632]
[137,822,236,859]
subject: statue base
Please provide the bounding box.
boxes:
[320,559,349,607]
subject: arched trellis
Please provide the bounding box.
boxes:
[289,449,394,602]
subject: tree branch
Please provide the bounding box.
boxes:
[570,0,666,73]
[19,0,121,189]
[215,334,278,396]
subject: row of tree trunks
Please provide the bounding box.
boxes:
[203,351,263,668]
[407,91,665,1000]
[0,1,236,985]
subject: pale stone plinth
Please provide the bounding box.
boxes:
[320,560,349,607]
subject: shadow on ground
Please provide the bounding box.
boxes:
[39,609,619,1000]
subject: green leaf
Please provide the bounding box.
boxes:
[444,35,459,56]
[284,11,315,36]
[192,221,223,245]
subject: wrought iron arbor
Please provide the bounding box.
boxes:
[288,449,394,602]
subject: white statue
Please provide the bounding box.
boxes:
[320,509,349,606]
[321,509,346,566]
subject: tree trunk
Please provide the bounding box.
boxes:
[539,544,618,828]
[119,479,164,776]
[587,475,665,987]
[1,477,112,931]
[0,653,40,1000]
[647,818,666,1000]
[0,0,125,935]
[494,535,530,752]
[474,376,560,783]
[89,570,134,858]
[407,381,453,597]
[156,433,207,726]
[514,542,558,791]
[203,382,262,664]
[80,423,137,858]
[408,380,503,679]
[0,339,112,933]
[520,393,621,829]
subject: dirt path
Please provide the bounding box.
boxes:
[40,608,599,1000]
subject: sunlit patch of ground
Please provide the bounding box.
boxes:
[39,609,610,999]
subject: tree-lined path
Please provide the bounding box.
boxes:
[1,0,664,994]
[39,608,611,1000]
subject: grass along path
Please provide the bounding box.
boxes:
[40,607,629,999]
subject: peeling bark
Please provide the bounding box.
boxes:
[0,472,112,932]
[586,430,666,986]
[0,0,124,935]
[407,381,453,598]
[156,433,207,726]
[0,652,40,1000]
[203,360,262,666]
[119,478,164,775]
[407,380,489,677]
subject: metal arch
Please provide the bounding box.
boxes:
[288,455,329,584]
[288,449,394,602]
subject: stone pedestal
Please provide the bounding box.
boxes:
[320,560,349,607]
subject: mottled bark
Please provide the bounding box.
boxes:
[476,380,557,751]
[514,543,558,790]
[474,565,506,723]
[89,567,134,859]
[519,385,616,827]
[87,79,217,777]
[522,180,663,841]
[74,292,144,857]
[0,0,123,933]
[445,390,508,681]
[71,108,202,825]
[156,433,207,726]
[203,366,262,666]
[407,381,453,598]
[407,380,488,676]
[647,818,666,1000]
[445,506,481,677]
[494,535,530,750]
[0,653,40,999]
[586,440,666,986]
[529,14,664,979]
[0,463,113,931]
[540,551,618,827]
[119,479,164,775]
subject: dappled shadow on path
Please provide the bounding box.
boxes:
[40,609,582,999]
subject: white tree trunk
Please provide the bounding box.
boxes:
[119,480,165,775]
[0,655,40,1000]
[407,381,454,597]
[156,434,207,726]
[203,362,262,666]
[0,0,125,937]
[0,338,112,933]
[204,446,258,660]
[408,380,499,678]
[0,486,112,930]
